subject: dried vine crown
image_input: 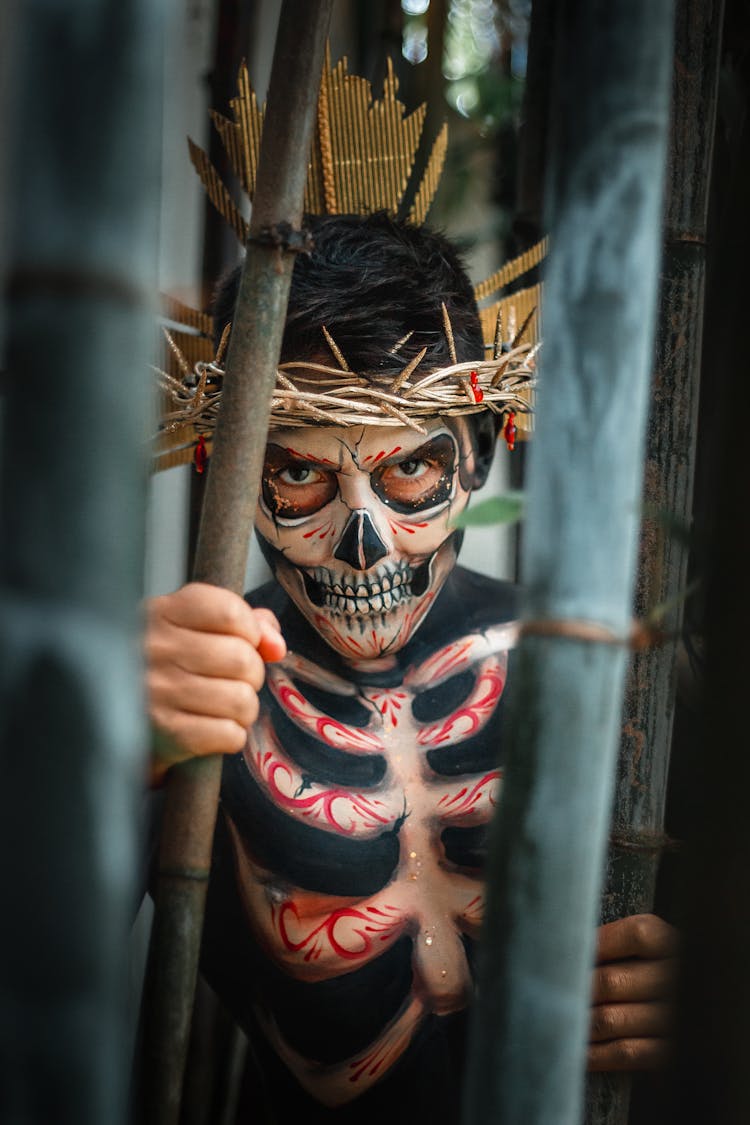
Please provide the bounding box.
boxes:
[153,52,546,473]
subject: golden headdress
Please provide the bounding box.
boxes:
[154,53,545,473]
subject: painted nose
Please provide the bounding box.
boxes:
[334,509,389,571]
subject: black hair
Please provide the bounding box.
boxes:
[213,211,484,371]
[213,212,498,484]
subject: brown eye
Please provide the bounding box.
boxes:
[279,465,324,485]
[371,435,456,513]
[392,459,427,478]
[262,444,338,518]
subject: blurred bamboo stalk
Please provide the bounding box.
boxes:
[135,4,333,1123]
[586,3,725,1120]
[0,0,164,1121]
[462,1,674,1123]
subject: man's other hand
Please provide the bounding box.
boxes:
[589,913,679,1071]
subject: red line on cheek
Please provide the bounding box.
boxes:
[389,518,430,535]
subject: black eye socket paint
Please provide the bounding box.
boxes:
[262,443,339,519]
[370,433,457,514]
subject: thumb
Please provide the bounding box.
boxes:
[253,608,287,663]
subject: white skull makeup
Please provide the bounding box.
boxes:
[255,419,481,662]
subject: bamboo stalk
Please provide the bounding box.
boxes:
[585,3,725,1120]
[461,2,674,1123]
[136,5,333,1122]
[0,0,163,1121]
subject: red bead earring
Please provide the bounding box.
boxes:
[503,411,516,451]
[194,433,208,474]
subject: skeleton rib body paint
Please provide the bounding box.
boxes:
[207,419,519,1111]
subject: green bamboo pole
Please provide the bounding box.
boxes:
[462,2,674,1123]
[136,4,333,1123]
[586,1,725,1120]
[0,0,163,1121]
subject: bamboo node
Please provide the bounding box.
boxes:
[520,618,668,650]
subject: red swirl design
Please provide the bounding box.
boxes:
[256,750,392,834]
[276,901,404,963]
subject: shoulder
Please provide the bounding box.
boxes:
[449,566,521,626]
[404,566,521,665]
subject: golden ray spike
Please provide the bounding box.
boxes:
[409,122,448,225]
[389,345,428,393]
[321,325,350,371]
[507,303,517,344]
[512,306,537,348]
[441,302,457,365]
[187,138,248,243]
[160,294,213,337]
[479,284,542,354]
[236,61,264,199]
[473,237,549,303]
[325,54,425,216]
[493,305,504,360]
[317,51,337,214]
[210,110,244,192]
[389,331,414,355]
[215,322,232,365]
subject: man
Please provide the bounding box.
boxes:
[147,213,677,1123]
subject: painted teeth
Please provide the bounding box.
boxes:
[313,568,414,616]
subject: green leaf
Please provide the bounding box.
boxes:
[451,492,525,529]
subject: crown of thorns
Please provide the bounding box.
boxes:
[153,301,540,470]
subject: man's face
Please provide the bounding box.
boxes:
[256,418,480,661]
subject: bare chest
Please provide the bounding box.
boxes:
[218,624,517,1106]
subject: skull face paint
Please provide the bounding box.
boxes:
[256,419,478,661]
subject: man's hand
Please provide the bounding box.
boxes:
[589,913,679,1071]
[146,582,286,783]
